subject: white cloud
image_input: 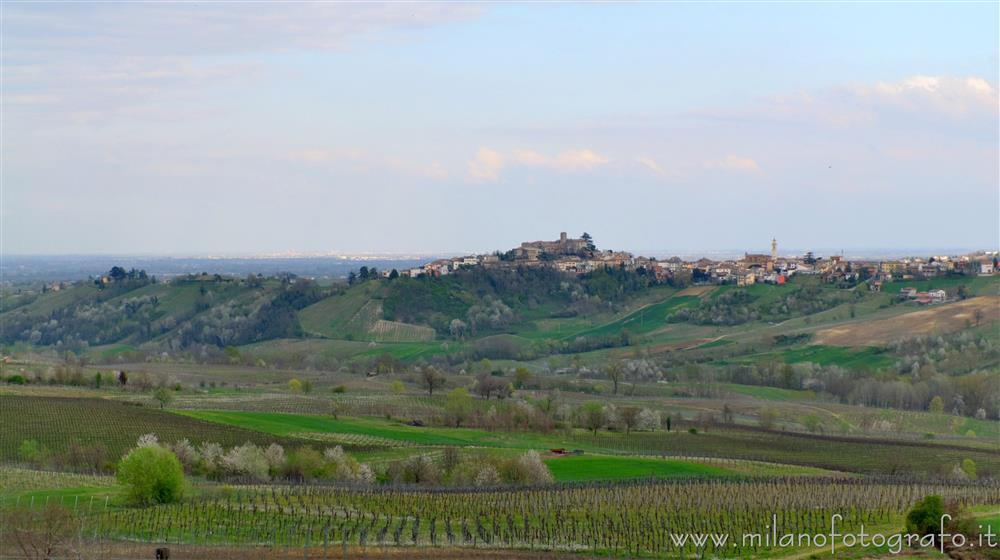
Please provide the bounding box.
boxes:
[635,156,669,177]
[467,147,505,182]
[716,155,762,174]
[859,75,998,117]
[513,148,609,171]
[468,147,609,181]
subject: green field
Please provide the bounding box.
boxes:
[737,344,895,370]
[178,410,575,450]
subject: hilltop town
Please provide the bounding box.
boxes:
[390,231,998,297]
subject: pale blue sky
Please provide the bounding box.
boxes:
[3,2,998,255]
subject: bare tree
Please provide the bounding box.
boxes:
[606,363,623,395]
[419,367,446,397]
[2,505,81,560]
[619,406,641,435]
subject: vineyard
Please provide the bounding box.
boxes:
[3,478,997,558]
[568,427,1000,477]
[0,396,314,462]
[370,319,436,343]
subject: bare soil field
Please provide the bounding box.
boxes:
[813,296,1000,346]
[676,285,715,298]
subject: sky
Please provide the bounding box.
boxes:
[3,2,998,256]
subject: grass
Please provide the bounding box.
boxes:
[737,345,895,370]
[720,383,815,401]
[177,410,574,450]
[573,294,697,339]
[544,454,734,482]
[0,466,117,496]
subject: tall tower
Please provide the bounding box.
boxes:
[771,238,777,260]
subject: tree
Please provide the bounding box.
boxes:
[117,445,185,505]
[390,380,405,395]
[961,458,977,479]
[605,363,623,395]
[578,402,606,436]
[1,504,81,560]
[419,367,446,396]
[619,406,641,435]
[444,387,473,427]
[513,367,532,389]
[474,374,511,400]
[117,370,128,387]
[929,395,944,413]
[301,379,313,394]
[581,232,596,252]
[722,404,734,424]
[803,414,823,433]
[758,407,779,429]
[152,387,173,409]
[288,378,303,393]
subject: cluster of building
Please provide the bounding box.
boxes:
[394,232,999,291]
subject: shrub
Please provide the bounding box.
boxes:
[388,455,441,486]
[510,450,553,485]
[264,443,286,475]
[473,464,502,487]
[117,445,185,505]
[636,408,661,431]
[284,447,326,481]
[905,495,944,539]
[19,439,45,465]
[221,443,270,480]
[198,442,224,474]
[167,439,200,474]
[961,459,977,480]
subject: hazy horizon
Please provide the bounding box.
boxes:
[4,3,998,255]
